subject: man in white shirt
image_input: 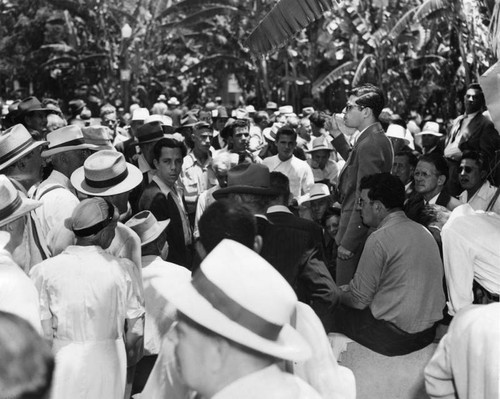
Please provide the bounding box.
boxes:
[458,150,500,213]
[263,126,314,200]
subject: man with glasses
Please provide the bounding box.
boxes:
[329,173,445,356]
[328,84,393,285]
[444,83,500,196]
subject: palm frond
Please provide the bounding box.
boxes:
[181,54,251,74]
[245,0,338,55]
[388,7,416,41]
[161,6,239,29]
[352,54,375,86]
[312,60,357,94]
[413,0,450,22]
[489,0,500,58]
[158,0,240,19]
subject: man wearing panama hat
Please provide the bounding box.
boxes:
[0,175,42,332]
[306,136,339,188]
[160,239,322,399]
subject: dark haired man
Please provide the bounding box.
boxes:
[391,150,418,200]
[458,150,500,213]
[330,173,445,356]
[262,126,314,201]
[139,137,192,268]
[444,83,500,196]
[328,84,394,285]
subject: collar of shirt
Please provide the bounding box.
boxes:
[266,205,292,214]
[41,169,74,191]
[428,192,440,205]
[377,210,407,231]
[185,151,211,170]
[141,254,161,268]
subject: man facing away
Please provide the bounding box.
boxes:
[328,84,394,285]
[330,173,445,356]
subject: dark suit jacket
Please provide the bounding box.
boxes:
[263,210,340,329]
[332,123,394,252]
[139,181,192,269]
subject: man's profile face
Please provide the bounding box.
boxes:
[357,188,376,228]
[392,155,413,185]
[414,161,442,195]
[25,111,48,133]
[343,95,364,130]
[276,133,296,161]
[230,126,249,153]
[311,150,329,170]
[154,146,183,187]
[193,128,213,154]
[458,158,484,191]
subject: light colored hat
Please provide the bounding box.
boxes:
[156,239,311,362]
[263,122,283,142]
[385,124,410,144]
[125,211,170,246]
[144,114,173,126]
[17,96,51,115]
[81,126,115,151]
[302,183,331,204]
[416,121,442,137]
[302,107,315,116]
[131,108,150,121]
[279,105,294,115]
[245,105,256,114]
[266,101,278,110]
[0,175,42,227]
[71,150,143,196]
[167,97,180,106]
[42,125,97,157]
[0,124,48,171]
[306,136,334,153]
[232,108,249,120]
[67,198,116,237]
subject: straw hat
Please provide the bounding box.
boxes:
[71,150,143,196]
[125,211,170,246]
[415,121,443,137]
[266,101,278,110]
[306,136,334,153]
[278,105,294,115]
[385,124,410,144]
[42,125,98,157]
[262,122,283,142]
[155,239,311,362]
[81,126,115,151]
[0,124,48,171]
[0,175,42,227]
[302,183,331,204]
[213,163,280,199]
[131,108,150,121]
[67,198,116,237]
[167,97,180,106]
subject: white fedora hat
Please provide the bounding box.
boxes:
[42,125,98,157]
[71,150,143,196]
[125,211,170,246]
[81,126,116,151]
[306,136,334,153]
[415,121,442,137]
[0,175,42,227]
[262,122,283,142]
[0,124,48,171]
[279,105,294,115]
[302,183,331,204]
[156,239,311,362]
[385,124,410,144]
[131,108,150,122]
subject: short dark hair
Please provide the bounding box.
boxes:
[324,206,341,220]
[275,126,297,142]
[359,172,405,210]
[199,200,257,253]
[395,150,418,169]
[153,137,187,160]
[460,150,488,172]
[229,119,250,137]
[269,172,290,202]
[309,111,328,128]
[418,153,449,180]
[350,84,385,118]
[468,83,485,107]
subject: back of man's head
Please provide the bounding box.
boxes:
[360,172,405,210]
[269,172,291,206]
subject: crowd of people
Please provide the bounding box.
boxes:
[0,82,499,399]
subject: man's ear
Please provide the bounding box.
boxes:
[253,235,263,254]
[437,174,446,187]
[153,158,159,170]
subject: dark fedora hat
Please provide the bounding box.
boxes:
[213,163,280,199]
[18,96,51,115]
[135,121,165,145]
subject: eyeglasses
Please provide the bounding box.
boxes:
[345,102,364,112]
[357,197,373,207]
[414,170,438,178]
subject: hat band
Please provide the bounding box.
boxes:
[49,138,86,150]
[85,168,128,188]
[138,131,163,143]
[73,202,115,237]
[0,138,36,165]
[0,194,22,221]
[192,270,283,341]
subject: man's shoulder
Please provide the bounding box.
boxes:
[262,155,278,166]
[267,212,320,234]
[182,152,196,168]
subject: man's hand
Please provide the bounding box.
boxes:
[338,245,354,260]
[326,114,343,139]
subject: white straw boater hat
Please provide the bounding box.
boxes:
[0,175,42,227]
[70,150,143,196]
[125,211,170,246]
[42,125,98,157]
[0,124,48,171]
[156,239,312,362]
[302,183,331,204]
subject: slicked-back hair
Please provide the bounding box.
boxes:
[468,83,485,107]
[359,172,405,210]
[275,126,297,142]
[229,119,250,137]
[153,137,187,161]
[460,150,488,172]
[269,171,290,202]
[199,199,257,253]
[309,111,328,128]
[395,150,418,169]
[350,84,385,118]
[418,153,449,180]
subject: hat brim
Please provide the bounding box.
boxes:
[41,143,99,157]
[23,107,51,114]
[302,193,330,204]
[305,146,333,153]
[88,144,117,152]
[415,131,443,137]
[155,278,311,362]
[0,198,42,228]
[213,185,280,200]
[135,134,170,146]
[0,140,48,171]
[141,219,170,246]
[71,162,143,196]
